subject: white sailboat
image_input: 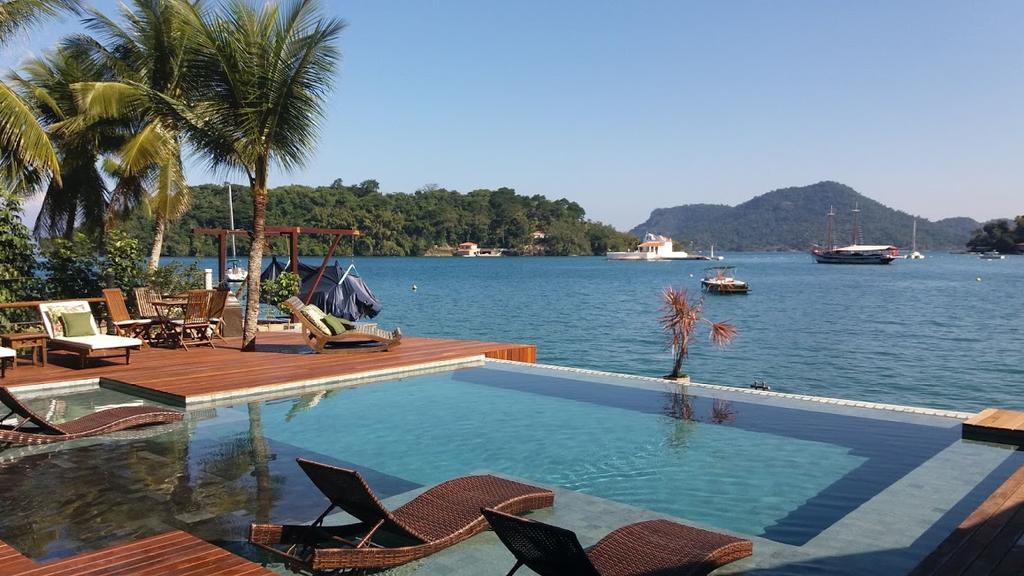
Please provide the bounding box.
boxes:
[907,219,924,260]
[224,182,248,281]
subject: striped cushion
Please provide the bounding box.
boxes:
[300,305,331,335]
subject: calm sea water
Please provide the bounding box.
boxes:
[168,253,1023,412]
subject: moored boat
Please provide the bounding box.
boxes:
[701,266,749,294]
[224,182,247,281]
[811,206,898,265]
[906,218,924,259]
[608,233,712,261]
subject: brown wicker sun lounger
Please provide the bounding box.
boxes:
[482,508,753,576]
[249,458,555,571]
[284,297,401,354]
[0,386,183,446]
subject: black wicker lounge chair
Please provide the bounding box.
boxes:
[249,458,555,571]
[0,386,183,445]
[482,507,753,576]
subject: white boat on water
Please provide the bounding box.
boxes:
[224,182,247,282]
[907,219,924,260]
[979,252,1005,260]
[607,233,710,261]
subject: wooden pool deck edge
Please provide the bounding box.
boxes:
[0,333,536,406]
[963,408,1024,446]
[0,530,276,576]
[102,354,490,407]
[910,463,1024,576]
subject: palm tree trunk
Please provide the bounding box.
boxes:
[247,403,273,523]
[63,206,76,240]
[241,170,267,351]
[148,215,166,271]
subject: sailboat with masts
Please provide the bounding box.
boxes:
[224,182,248,282]
[907,218,924,259]
[811,205,898,264]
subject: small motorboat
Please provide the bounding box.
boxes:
[225,259,248,281]
[701,266,749,294]
[979,252,1005,260]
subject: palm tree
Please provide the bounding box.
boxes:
[67,0,193,269]
[147,0,344,350]
[0,0,82,186]
[659,287,738,380]
[7,47,130,238]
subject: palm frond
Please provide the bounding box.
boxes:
[0,0,81,48]
[0,80,61,184]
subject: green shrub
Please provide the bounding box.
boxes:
[103,230,146,290]
[39,233,102,299]
[0,190,43,330]
[146,261,205,296]
[260,272,300,315]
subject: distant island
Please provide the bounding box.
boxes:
[120,181,636,257]
[629,181,981,252]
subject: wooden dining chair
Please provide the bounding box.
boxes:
[133,287,161,318]
[206,287,230,342]
[102,288,152,343]
[168,290,215,350]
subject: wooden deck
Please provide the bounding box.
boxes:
[0,531,275,576]
[962,408,1024,446]
[1,331,535,404]
[910,464,1024,576]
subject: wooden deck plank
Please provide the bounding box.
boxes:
[0,531,275,576]
[1,332,535,404]
[910,465,1024,576]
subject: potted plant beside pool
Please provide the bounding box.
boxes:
[658,287,738,384]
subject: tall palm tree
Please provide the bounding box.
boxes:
[0,0,81,186]
[142,0,343,350]
[68,0,194,269]
[8,47,131,238]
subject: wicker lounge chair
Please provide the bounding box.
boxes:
[0,386,182,445]
[0,347,13,378]
[482,508,753,576]
[38,301,143,368]
[284,297,401,354]
[249,458,555,571]
[103,288,153,342]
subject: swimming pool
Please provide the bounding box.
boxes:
[1,362,1021,573]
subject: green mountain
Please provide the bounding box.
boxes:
[629,181,979,251]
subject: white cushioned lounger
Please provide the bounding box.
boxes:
[38,301,142,368]
[0,346,14,377]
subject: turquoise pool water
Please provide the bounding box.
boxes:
[262,368,866,538]
[2,362,1020,567]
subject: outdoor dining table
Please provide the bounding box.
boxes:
[151,298,187,348]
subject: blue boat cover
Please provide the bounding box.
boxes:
[297,261,381,321]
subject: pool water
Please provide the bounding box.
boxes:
[0,364,1021,567]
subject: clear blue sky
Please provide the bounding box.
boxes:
[3,0,1022,229]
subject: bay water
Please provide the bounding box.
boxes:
[168,253,1023,412]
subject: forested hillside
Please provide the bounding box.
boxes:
[630,181,979,251]
[119,181,636,257]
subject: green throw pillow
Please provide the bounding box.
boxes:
[322,314,354,335]
[60,311,96,337]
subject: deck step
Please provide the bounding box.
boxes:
[963,408,1024,446]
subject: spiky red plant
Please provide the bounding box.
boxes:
[659,287,738,379]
